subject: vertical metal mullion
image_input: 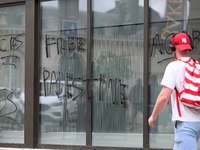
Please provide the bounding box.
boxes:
[143,0,149,148]
[86,0,92,146]
[25,0,39,148]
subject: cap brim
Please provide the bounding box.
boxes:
[175,44,192,51]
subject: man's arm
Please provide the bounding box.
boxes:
[148,86,173,127]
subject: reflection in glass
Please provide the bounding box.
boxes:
[0,5,25,143]
[92,25,144,147]
[93,0,143,28]
[39,0,87,145]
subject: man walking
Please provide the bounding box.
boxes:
[148,32,200,150]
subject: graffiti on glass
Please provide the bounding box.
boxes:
[45,34,85,58]
[0,88,21,129]
[151,29,200,63]
[0,34,24,129]
[0,34,23,68]
[43,70,127,107]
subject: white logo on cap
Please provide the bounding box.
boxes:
[182,38,187,43]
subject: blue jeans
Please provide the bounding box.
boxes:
[173,121,200,150]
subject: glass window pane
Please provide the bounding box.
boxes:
[149,0,200,149]
[93,0,143,27]
[39,0,87,145]
[0,5,25,144]
[92,0,143,147]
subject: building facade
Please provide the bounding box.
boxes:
[0,0,200,149]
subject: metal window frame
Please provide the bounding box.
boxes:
[143,0,149,148]
[0,0,172,149]
[25,0,40,148]
[0,0,25,4]
[86,0,92,146]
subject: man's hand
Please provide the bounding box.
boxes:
[148,115,157,127]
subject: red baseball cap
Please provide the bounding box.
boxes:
[171,33,192,51]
